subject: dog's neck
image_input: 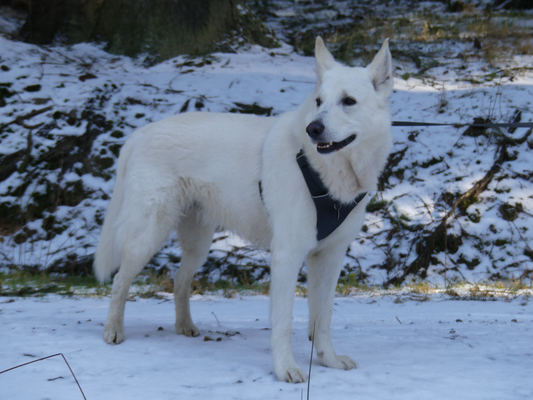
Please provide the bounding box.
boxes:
[300,140,372,204]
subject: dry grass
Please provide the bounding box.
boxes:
[311,7,533,70]
[1,269,531,301]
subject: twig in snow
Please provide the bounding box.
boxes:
[0,353,87,400]
[307,322,315,400]
[211,311,221,327]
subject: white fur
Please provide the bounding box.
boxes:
[94,37,393,383]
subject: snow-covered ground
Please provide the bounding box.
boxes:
[1,294,532,399]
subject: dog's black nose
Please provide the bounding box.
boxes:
[306,121,325,140]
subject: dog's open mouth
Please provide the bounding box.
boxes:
[316,134,356,154]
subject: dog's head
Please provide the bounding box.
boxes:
[306,37,393,155]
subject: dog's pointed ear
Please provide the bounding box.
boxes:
[315,37,337,78]
[367,39,393,97]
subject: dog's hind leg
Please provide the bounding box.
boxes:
[103,194,179,344]
[307,246,357,371]
[174,207,215,337]
[104,257,145,344]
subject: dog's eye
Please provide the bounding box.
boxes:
[316,98,321,107]
[343,97,357,106]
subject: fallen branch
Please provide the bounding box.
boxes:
[0,105,53,133]
[385,125,532,286]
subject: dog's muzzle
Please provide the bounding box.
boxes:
[306,121,356,154]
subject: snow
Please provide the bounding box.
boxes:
[0,4,533,284]
[1,294,532,399]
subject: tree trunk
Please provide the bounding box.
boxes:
[16,0,276,62]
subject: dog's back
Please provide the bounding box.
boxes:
[94,112,276,282]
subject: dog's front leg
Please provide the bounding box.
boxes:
[307,246,357,371]
[270,246,308,383]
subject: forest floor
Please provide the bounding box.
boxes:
[0,1,532,288]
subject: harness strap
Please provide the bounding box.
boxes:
[296,150,366,240]
[258,151,366,241]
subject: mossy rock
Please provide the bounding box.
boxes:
[457,254,481,270]
[108,144,122,158]
[23,84,42,92]
[93,156,115,170]
[499,203,521,221]
[61,180,91,207]
[110,130,124,138]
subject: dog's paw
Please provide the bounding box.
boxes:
[103,323,125,344]
[175,322,200,337]
[320,354,357,370]
[275,366,307,383]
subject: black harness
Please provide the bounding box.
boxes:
[259,150,367,241]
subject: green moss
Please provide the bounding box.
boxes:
[95,210,104,226]
[421,157,443,168]
[467,213,481,223]
[93,156,114,170]
[23,84,42,92]
[457,254,481,270]
[27,180,56,219]
[109,144,122,158]
[499,203,520,221]
[366,201,388,213]
[494,238,509,247]
[458,196,479,214]
[0,86,14,107]
[13,227,38,244]
[366,196,388,213]
[229,102,273,116]
[61,180,88,207]
[0,87,14,98]
[0,269,102,297]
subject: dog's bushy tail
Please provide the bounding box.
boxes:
[93,140,133,283]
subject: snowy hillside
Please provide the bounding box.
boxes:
[0,1,532,286]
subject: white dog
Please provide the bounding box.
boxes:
[94,37,393,383]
